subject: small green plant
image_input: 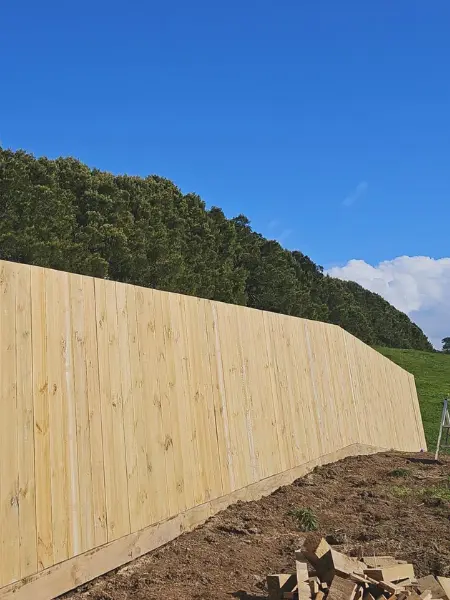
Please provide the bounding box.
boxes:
[288,507,319,531]
[389,468,410,477]
[390,485,412,497]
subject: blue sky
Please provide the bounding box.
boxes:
[2,0,450,343]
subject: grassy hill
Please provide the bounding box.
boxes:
[377,347,450,451]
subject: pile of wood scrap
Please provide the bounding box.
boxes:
[267,535,450,600]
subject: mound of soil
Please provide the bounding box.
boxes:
[63,452,450,600]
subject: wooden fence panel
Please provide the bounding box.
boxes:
[0,259,426,597]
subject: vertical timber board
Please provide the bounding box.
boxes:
[263,311,292,472]
[271,313,298,469]
[60,272,81,559]
[15,262,38,579]
[45,269,71,564]
[324,326,354,449]
[304,321,336,456]
[166,292,197,511]
[196,298,224,500]
[319,322,347,453]
[185,296,218,501]
[235,307,259,483]
[262,311,289,473]
[302,319,326,459]
[105,280,131,538]
[408,373,427,450]
[240,308,274,480]
[94,278,130,541]
[279,314,309,467]
[360,341,385,448]
[69,273,94,554]
[115,282,141,533]
[220,303,253,489]
[31,266,53,571]
[83,276,107,546]
[338,327,362,447]
[344,333,369,447]
[179,295,210,505]
[0,262,20,585]
[209,301,240,489]
[272,314,301,466]
[289,317,320,464]
[135,287,168,525]
[253,310,283,478]
[158,290,188,513]
[152,288,179,518]
[372,348,397,449]
[124,284,150,532]
[205,300,234,496]
[394,362,414,449]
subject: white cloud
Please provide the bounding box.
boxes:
[327,256,450,348]
[343,181,368,207]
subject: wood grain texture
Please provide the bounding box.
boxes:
[0,259,426,595]
[0,443,388,600]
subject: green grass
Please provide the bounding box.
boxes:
[390,482,450,501]
[376,347,450,451]
[288,507,319,531]
[422,484,450,501]
[390,485,412,497]
[389,468,410,477]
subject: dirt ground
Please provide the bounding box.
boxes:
[63,452,450,600]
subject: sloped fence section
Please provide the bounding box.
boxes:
[0,260,426,599]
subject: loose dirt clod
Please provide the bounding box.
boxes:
[62,452,450,600]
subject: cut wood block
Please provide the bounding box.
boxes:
[350,573,370,587]
[328,575,358,600]
[321,583,329,590]
[309,577,320,595]
[375,580,399,594]
[364,564,415,583]
[363,557,407,568]
[296,560,311,600]
[268,575,297,600]
[316,592,325,600]
[437,578,450,600]
[301,538,366,584]
[420,590,432,600]
[302,535,332,561]
[417,576,448,600]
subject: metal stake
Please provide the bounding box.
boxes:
[435,397,450,461]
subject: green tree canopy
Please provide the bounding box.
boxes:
[0,147,433,351]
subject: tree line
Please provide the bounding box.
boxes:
[0,148,432,351]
